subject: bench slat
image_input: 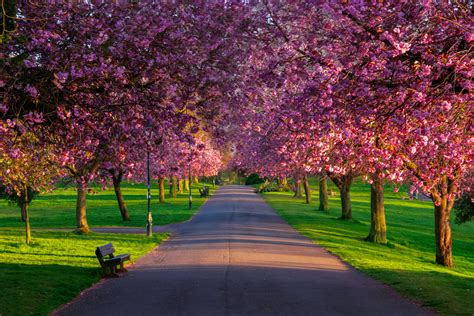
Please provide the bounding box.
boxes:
[97,243,115,257]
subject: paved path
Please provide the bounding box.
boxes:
[55,185,431,316]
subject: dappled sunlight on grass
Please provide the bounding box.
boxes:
[0,182,215,229]
[262,179,474,315]
[0,229,167,316]
[0,181,196,316]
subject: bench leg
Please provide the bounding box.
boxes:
[110,265,119,278]
[117,262,128,273]
[102,265,119,278]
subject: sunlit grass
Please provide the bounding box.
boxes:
[0,230,167,316]
[0,180,213,316]
[261,179,474,315]
[0,181,215,229]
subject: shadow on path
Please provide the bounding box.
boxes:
[54,185,432,316]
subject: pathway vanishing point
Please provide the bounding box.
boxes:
[55,185,431,316]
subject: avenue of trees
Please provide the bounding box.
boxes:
[1,1,472,268]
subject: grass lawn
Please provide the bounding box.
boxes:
[0,230,167,316]
[259,179,474,315]
[0,180,213,316]
[0,181,215,229]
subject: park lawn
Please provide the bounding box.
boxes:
[0,181,215,229]
[0,229,167,316]
[260,179,474,316]
[0,180,214,316]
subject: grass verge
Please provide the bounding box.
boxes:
[0,181,215,229]
[0,230,167,316]
[0,180,213,315]
[260,179,474,315]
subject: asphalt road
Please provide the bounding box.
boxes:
[55,185,431,316]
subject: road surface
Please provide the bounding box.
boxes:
[55,185,431,316]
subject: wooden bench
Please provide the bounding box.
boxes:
[199,186,209,197]
[95,243,131,277]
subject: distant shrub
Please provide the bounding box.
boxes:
[245,173,264,185]
[454,192,473,224]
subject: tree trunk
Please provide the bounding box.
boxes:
[20,198,27,222]
[184,179,190,192]
[112,174,130,221]
[293,178,303,198]
[366,176,387,243]
[330,174,353,220]
[75,184,90,233]
[159,177,165,203]
[318,175,329,212]
[193,176,199,184]
[303,174,311,204]
[178,179,184,193]
[434,195,453,267]
[170,177,177,198]
[23,187,31,244]
[340,185,352,220]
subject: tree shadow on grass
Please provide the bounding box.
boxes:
[359,268,474,315]
[0,262,100,316]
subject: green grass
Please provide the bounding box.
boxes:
[0,230,167,316]
[260,179,474,315]
[0,180,214,316]
[0,181,215,229]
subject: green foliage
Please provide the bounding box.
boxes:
[454,192,473,224]
[245,173,264,185]
[257,180,280,193]
[0,185,37,207]
[261,179,474,316]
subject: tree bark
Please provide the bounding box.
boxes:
[340,185,352,220]
[432,177,455,267]
[329,174,353,220]
[178,179,184,193]
[318,175,329,212]
[23,187,31,244]
[75,184,90,233]
[293,178,303,198]
[184,179,190,192]
[159,177,166,203]
[366,176,387,243]
[112,174,130,221]
[20,198,27,222]
[434,200,453,267]
[303,174,311,204]
[170,177,177,198]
